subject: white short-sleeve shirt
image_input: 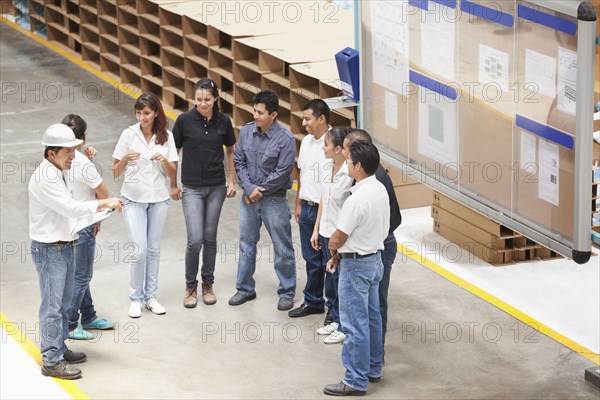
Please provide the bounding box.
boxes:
[319,161,353,238]
[68,150,103,202]
[112,123,179,203]
[337,175,390,255]
[297,134,327,203]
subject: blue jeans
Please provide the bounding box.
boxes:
[182,184,227,285]
[339,253,384,392]
[68,226,97,330]
[299,202,327,309]
[236,195,296,298]
[320,236,340,325]
[380,232,398,348]
[31,240,75,366]
[122,197,170,301]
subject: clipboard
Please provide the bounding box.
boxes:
[71,209,115,236]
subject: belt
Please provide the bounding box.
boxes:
[265,189,287,197]
[302,199,319,207]
[53,240,75,245]
[339,252,376,259]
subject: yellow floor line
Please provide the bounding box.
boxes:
[3,16,598,367]
[399,243,600,365]
[0,311,89,400]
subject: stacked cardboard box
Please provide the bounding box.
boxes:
[6,0,432,201]
[432,192,562,265]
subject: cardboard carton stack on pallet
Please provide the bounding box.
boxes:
[432,192,562,265]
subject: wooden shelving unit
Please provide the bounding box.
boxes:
[26,0,45,36]
[159,2,185,111]
[9,0,356,144]
[45,0,68,48]
[79,0,99,68]
[182,12,207,108]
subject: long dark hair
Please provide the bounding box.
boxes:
[135,92,168,145]
[194,78,220,123]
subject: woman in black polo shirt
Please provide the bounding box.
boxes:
[172,78,237,308]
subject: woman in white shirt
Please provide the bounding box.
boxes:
[310,127,353,344]
[112,92,179,318]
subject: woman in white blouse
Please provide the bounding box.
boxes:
[112,92,179,318]
[310,127,353,344]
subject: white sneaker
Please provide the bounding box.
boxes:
[145,298,166,315]
[324,330,346,344]
[128,301,142,318]
[317,322,339,335]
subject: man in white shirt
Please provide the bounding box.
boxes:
[289,99,333,320]
[323,141,389,396]
[29,124,122,380]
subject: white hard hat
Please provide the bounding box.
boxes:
[41,124,83,147]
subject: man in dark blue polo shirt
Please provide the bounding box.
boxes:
[229,89,297,311]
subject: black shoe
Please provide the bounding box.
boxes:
[64,348,87,364]
[288,303,325,318]
[368,376,381,383]
[324,308,334,325]
[323,382,366,396]
[277,297,294,311]
[41,360,82,380]
[228,291,257,306]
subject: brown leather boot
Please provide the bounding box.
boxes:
[201,282,217,305]
[183,283,198,308]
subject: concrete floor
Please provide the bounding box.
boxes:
[1,22,598,399]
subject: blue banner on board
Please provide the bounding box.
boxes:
[518,4,577,35]
[516,114,574,149]
[409,70,458,100]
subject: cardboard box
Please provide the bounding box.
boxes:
[182,14,208,55]
[158,2,208,33]
[431,205,520,250]
[433,192,564,262]
[395,184,432,210]
[257,20,353,79]
[433,220,513,264]
[432,192,519,238]
[511,236,541,262]
[535,246,562,260]
[141,75,163,99]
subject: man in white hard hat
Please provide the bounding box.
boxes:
[29,123,123,380]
